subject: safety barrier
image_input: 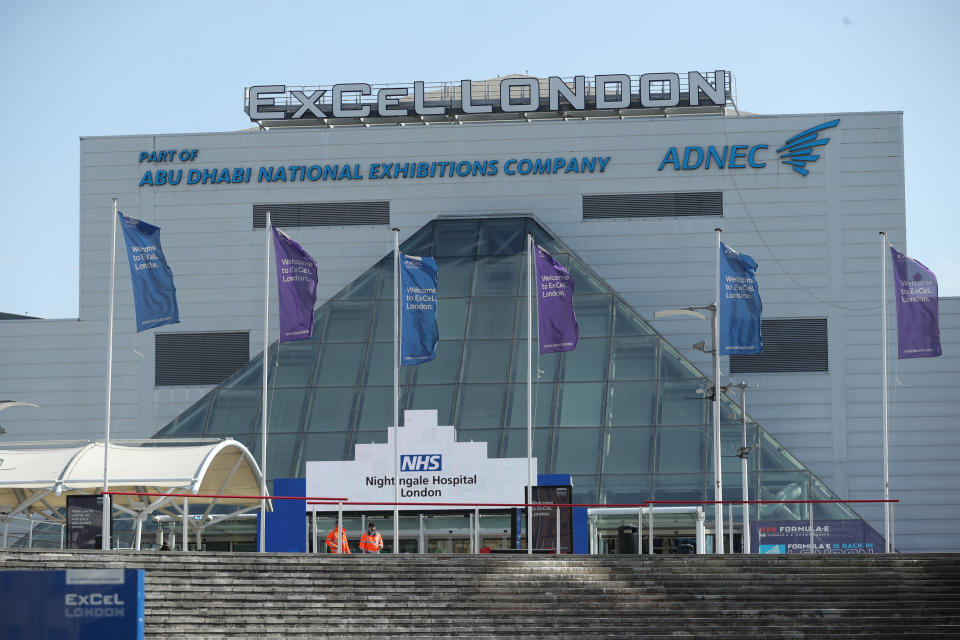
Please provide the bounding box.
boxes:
[99,490,898,555]
[0,513,65,549]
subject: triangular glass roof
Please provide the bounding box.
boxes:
[155,216,857,523]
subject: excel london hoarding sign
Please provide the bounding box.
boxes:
[246,71,729,122]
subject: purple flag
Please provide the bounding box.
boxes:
[535,244,578,354]
[890,246,941,358]
[272,225,318,342]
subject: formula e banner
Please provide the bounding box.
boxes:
[0,568,144,639]
[719,242,762,355]
[752,520,886,554]
[535,245,578,354]
[117,212,180,331]
[890,246,941,358]
[400,253,439,365]
[272,225,318,342]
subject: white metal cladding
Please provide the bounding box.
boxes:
[1,110,958,552]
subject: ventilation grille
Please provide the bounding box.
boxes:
[156,332,250,386]
[253,201,389,228]
[583,192,723,219]
[730,318,828,373]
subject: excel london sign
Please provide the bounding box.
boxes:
[246,71,729,122]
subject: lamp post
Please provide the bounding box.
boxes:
[652,305,724,554]
[0,401,39,437]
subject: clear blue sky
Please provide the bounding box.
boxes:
[1,0,957,318]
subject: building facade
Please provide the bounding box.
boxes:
[1,75,957,551]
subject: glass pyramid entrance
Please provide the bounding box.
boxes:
[155,216,857,525]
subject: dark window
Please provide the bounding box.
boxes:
[730,318,828,373]
[583,192,722,219]
[156,332,250,386]
[253,201,389,228]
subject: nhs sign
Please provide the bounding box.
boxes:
[400,454,442,472]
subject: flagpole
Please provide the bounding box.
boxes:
[713,227,724,554]
[260,211,271,553]
[393,228,400,554]
[526,233,534,555]
[101,198,118,550]
[880,231,890,552]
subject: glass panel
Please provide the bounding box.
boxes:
[706,423,746,474]
[374,258,393,300]
[405,385,456,427]
[600,474,652,505]
[573,296,612,338]
[261,388,308,433]
[315,343,365,387]
[510,346,560,383]
[300,432,350,464]
[527,220,563,255]
[269,343,318,388]
[502,427,552,470]
[436,257,474,298]
[265,433,300,479]
[660,342,703,379]
[556,382,604,427]
[656,426,706,474]
[205,389,260,437]
[410,341,462,385]
[467,297,516,339]
[434,219,479,257]
[438,298,468,340]
[158,397,210,436]
[607,381,657,427]
[614,300,655,336]
[336,262,380,300]
[356,386,394,431]
[457,428,500,459]
[473,255,521,296]
[553,428,601,475]
[305,387,356,431]
[461,340,511,383]
[560,337,608,382]
[609,336,658,380]
[603,427,654,474]
[456,384,506,428]
[479,218,525,255]
[370,299,393,342]
[653,473,705,501]
[363,342,404,386]
[758,471,810,521]
[505,382,555,428]
[323,301,373,342]
[658,380,708,426]
[571,474,599,505]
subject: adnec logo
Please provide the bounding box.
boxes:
[658,119,840,176]
[400,454,442,472]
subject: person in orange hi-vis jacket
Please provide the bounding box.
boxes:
[326,525,351,554]
[359,522,384,554]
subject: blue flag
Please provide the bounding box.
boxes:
[117,212,180,332]
[719,242,762,355]
[400,253,439,365]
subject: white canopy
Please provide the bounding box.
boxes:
[0,439,267,518]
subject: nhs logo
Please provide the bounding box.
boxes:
[400,454,442,472]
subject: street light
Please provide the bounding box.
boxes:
[653,304,724,554]
[0,401,38,437]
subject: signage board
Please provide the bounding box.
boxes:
[67,494,110,550]
[0,568,144,639]
[752,519,887,554]
[527,485,574,553]
[306,410,534,512]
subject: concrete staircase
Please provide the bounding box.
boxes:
[2,549,959,638]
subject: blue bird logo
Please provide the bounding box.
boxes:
[777,119,840,176]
